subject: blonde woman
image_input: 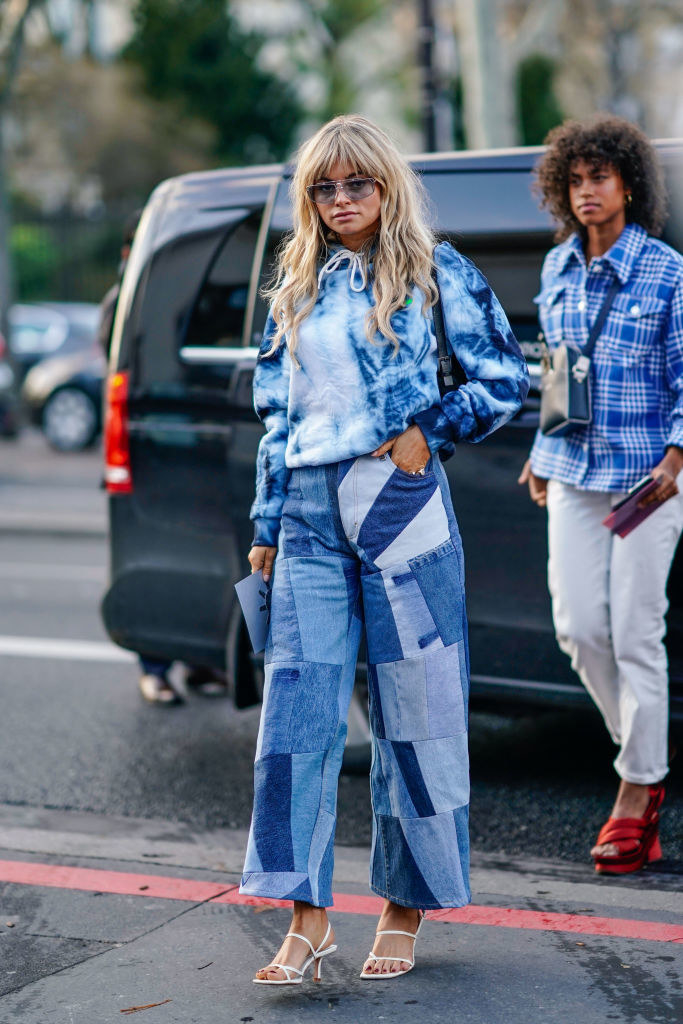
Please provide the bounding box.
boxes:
[241,115,529,984]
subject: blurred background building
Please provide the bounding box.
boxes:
[1,0,682,310]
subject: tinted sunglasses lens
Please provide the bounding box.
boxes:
[344,178,374,199]
[309,183,336,204]
[308,178,375,203]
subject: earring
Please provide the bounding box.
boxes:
[625,193,632,207]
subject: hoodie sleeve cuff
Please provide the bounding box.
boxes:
[251,516,281,548]
[411,404,454,453]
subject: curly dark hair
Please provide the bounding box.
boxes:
[534,114,667,241]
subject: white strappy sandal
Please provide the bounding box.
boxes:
[253,922,337,986]
[360,911,424,979]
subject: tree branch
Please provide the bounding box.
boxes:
[0,0,43,108]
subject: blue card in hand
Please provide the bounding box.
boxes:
[234,570,272,653]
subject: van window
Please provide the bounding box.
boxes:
[131,208,262,391]
[183,213,261,350]
[249,183,292,346]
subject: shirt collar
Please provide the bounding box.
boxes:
[557,223,648,285]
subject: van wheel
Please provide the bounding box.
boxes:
[42,387,98,451]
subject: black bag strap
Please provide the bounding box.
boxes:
[583,278,620,358]
[431,266,467,395]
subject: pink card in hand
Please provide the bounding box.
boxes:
[602,476,662,538]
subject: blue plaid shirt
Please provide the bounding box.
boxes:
[530,223,683,491]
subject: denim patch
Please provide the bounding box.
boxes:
[374,656,429,742]
[412,733,470,813]
[290,751,325,869]
[361,571,404,664]
[258,666,299,757]
[409,543,464,646]
[240,870,309,900]
[392,811,470,908]
[307,808,336,906]
[424,642,467,739]
[267,560,303,663]
[288,662,343,752]
[356,469,440,563]
[252,754,294,872]
[380,564,444,659]
[391,741,437,817]
[288,556,355,664]
[375,738,438,819]
[374,814,438,908]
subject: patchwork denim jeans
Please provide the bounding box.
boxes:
[240,453,470,909]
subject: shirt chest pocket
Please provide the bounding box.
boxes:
[601,294,667,365]
[533,284,567,345]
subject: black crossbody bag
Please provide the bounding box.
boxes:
[539,280,620,437]
[431,268,467,396]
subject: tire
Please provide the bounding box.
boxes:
[42,387,98,451]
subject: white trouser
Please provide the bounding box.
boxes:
[546,478,683,784]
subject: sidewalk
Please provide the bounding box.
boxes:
[1,808,681,1023]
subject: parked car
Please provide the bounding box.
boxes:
[8,302,100,384]
[0,327,20,438]
[21,344,105,451]
[100,142,683,726]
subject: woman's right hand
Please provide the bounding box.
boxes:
[518,459,549,507]
[248,545,277,583]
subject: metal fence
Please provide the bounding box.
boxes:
[12,209,127,304]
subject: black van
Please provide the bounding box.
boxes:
[101,143,683,721]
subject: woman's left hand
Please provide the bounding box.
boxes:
[640,446,683,507]
[372,424,430,474]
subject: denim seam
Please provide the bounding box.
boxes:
[407,538,456,571]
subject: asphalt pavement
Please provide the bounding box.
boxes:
[0,431,682,1022]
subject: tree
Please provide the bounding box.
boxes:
[517,53,563,145]
[125,0,303,165]
[0,0,43,333]
[298,0,388,121]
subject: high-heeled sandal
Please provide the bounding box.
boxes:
[592,784,665,875]
[253,922,337,986]
[359,911,424,980]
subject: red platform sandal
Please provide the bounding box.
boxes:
[592,785,665,875]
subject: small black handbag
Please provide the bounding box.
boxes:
[539,279,619,437]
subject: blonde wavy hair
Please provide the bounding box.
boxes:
[264,114,437,360]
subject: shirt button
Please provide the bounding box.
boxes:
[630,303,641,316]
[582,443,589,451]
[578,300,586,311]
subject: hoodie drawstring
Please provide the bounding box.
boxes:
[317,248,368,292]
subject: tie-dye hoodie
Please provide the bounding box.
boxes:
[251,240,529,546]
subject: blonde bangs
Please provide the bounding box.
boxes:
[264,115,438,362]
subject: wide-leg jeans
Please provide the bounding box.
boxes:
[240,453,471,909]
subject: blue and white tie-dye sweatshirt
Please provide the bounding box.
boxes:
[251,240,529,546]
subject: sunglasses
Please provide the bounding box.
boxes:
[306,176,377,205]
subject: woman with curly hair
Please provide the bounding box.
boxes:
[241,114,529,984]
[519,115,683,874]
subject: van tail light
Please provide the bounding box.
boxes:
[0,332,6,359]
[104,371,133,494]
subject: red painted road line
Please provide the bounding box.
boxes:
[218,889,683,943]
[1,858,682,944]
[0,859,233,903]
